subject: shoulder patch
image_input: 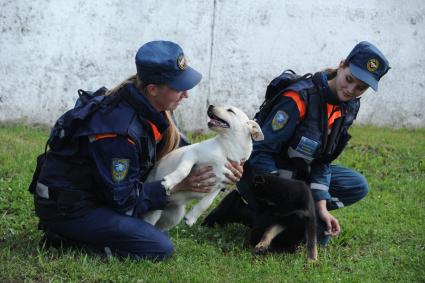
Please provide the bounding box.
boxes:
[112,158,129,182]
[271,110,289,131]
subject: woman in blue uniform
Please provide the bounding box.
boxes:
[30,40,243,260]
[204,41,390,244]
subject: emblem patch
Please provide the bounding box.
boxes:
[367,58,379,72]
[177,54,186,70]
[112,158,129,182]
[295,136,319,158]
[271,110,289,131]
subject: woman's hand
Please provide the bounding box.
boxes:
[224,159,244,184]
[171,166,216,193]
[316,200,340,236]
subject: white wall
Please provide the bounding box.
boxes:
[1,0,424,130]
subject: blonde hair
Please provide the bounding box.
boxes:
[158,111,180,160]
[107,75,180,160]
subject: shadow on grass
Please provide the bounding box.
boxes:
[171,221,250,253]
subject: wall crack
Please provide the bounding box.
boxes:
[207,0,217,108]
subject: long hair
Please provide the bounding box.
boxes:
[106,75,180,160]
[323,60,349,79]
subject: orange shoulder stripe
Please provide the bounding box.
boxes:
[147,120,162,142]
[282,91,306,120]
[94,133,117,141]
[93,133,135,145]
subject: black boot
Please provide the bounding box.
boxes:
[38,222,74,249]
[38,221,107,257]
[202,190,254,227]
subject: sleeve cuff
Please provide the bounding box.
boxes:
[310,183,331,202]
[134,180,167,216]
[310,183,329,191]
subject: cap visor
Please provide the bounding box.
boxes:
[349,63,378,91]
[167,66,202,91]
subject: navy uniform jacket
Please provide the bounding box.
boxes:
[245,74,341,202]
[36,83,170,219]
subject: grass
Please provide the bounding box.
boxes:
[0,123,424,282]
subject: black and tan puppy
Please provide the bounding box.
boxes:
[203,174,317,261]
[250,174,317,261]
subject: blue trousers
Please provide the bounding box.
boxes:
[41,207,174,260]
[316,165,369,244]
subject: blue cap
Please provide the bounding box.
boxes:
[346,41,390,91]
[135,41,202,91]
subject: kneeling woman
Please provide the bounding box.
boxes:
[204,41,390,245]
[30,41,243,260]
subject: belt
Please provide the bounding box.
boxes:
[35,182,90,202]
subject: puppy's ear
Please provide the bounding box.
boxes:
[247,120,264,141]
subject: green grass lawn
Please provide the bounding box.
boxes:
[0,124,424,282]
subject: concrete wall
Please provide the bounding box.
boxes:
[1,0,424,130]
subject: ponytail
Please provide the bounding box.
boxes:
[156,111,180,160]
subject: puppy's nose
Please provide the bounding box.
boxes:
[208,105,214,115]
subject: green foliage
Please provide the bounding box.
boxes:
[0,124,424,282]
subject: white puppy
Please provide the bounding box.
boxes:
[142,105,264,231]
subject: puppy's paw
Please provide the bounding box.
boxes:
[308,248,318,262]
[161,177,174,191]
[184,216,197,227]
[254,241,269,254]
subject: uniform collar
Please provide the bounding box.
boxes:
[320,72,341,105]
[120,83,169,133]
